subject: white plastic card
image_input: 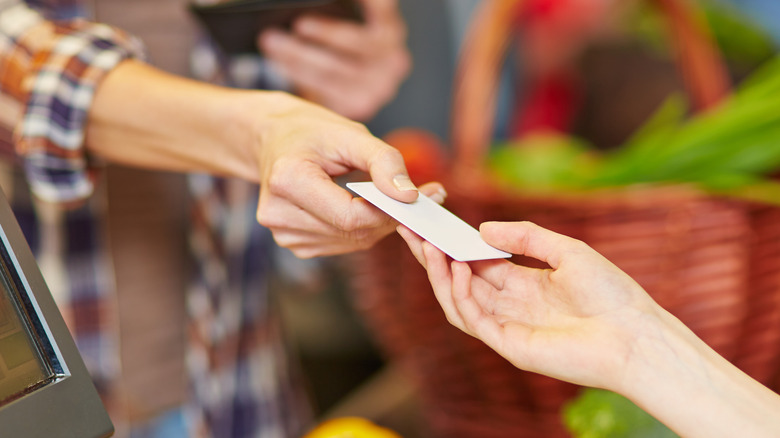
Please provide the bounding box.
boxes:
[347,182,511,262]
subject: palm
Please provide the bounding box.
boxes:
[400,221,654,391]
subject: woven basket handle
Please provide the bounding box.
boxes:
[451,0,731,172]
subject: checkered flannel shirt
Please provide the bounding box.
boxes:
[0,1,309,436]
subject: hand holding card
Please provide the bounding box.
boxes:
[347,182,511,261]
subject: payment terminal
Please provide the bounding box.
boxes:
[0,189,113,437]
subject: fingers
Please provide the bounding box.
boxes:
[418,181,446,204]
[397,225,426,267]
[294,0,405,58]
[357,0,403,27]
[413,227,519,356]
[257,164,399,250]
[275,236,387,258]
[422,244,506,350]
[261,59,396,121]
[479,221,590,269]
[287,132,417,206]
[289,0,406,58]
[421,241,466,331]
[365,143,419,203]
[260,202,395,257]
[396,182,448,266]
[449,261,506,349]
[292,18,372,58]
[259,29,359,80]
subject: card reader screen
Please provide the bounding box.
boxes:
[0,278,52,404]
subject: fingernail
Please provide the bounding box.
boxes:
[428,188,447,204]
[393,175,417,192]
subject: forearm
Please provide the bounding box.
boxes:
[621,308,780,437]
[86,61,260,180]
[86,60,271,180]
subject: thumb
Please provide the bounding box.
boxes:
[480,221,572,269]
[364,140,419,203]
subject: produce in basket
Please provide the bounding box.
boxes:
[488,55,780,204]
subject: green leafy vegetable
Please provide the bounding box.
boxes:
[487,54,780,205]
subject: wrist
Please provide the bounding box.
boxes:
[230,90,308,180]
[613,308,706,433]
[615,307,780,438]
[618,305,713,396]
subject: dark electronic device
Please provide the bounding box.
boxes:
[0,188,113,438]
[190,0,363,55]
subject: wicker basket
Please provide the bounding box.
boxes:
[351,1,780,436]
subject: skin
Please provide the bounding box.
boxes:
[86,59,443,258]
[84,0,414,257]
[257,0,411,121]
[398,221,780,438]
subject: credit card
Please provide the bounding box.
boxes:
[347,182,511,261]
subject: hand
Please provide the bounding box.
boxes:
[397,220,659,391]
[257,0,411,121]
[400,220,780,438]
[253,92,444,258]
[87,61,436,259]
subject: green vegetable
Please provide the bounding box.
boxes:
[487,133,599,192]
[700,0,775,67]
[487,54,780,205]
[563,389,678,438]
[627,0,776,67]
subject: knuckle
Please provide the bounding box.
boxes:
[569,238,590,253]
[266,158,298,195]
[267,228,294,247]
[256,209,272,228]
[445,314,460,327]
[349,229,377,249]
[375,145,404,165]
[333,209,362,233]
[255,201,275,228]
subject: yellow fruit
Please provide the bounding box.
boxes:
[303,417,402,438]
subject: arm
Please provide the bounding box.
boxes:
[0,0,143,201]
[1,1,432,257]
[257,0,411,121]
[398,221,780,437]
[86,59,435,257]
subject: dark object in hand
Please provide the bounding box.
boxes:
[190,0,363,55]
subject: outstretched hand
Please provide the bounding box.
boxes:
[397,221,658,391]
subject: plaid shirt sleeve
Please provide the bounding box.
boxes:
[0,0,143,203]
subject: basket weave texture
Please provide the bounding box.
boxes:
[351,1,780,436]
